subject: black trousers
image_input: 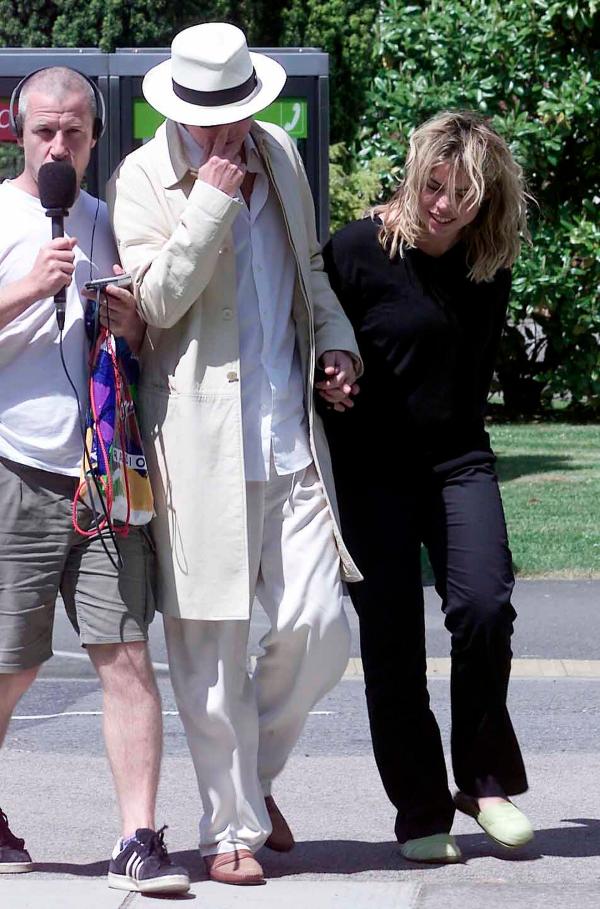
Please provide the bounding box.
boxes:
[336,453,528,842]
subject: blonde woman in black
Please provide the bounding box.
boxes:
[321,111,534,863]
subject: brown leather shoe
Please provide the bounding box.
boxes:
[204,849,265,885]
[264,796,295,852]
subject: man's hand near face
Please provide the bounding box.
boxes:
[196,129,246,197]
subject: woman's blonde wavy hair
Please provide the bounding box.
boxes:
[372,110,530,282]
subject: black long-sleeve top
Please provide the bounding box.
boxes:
[322,217,511,470]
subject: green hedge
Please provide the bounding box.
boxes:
[0,0,377,147]
[358,0,600,415]
[281,0,378,144]
[2,0,597,414]
[0,1,284,50]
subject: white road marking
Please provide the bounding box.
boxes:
[53,650,88,661]
[12,710,180,720]
[53,649,170,672]
[14,709,334,720]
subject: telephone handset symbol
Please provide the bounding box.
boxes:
[283,102,302,133]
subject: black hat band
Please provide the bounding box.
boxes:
[172,69,258,107]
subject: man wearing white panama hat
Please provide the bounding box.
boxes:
[109,22,363,885]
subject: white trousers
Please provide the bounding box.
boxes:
[164,462,351,855]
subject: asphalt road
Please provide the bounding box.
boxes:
[2,578,600,908]
[38,577,600,680]
[6,674,600,757]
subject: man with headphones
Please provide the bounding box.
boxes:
[0,66,190,895]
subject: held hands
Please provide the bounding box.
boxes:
[196,129,246,197]
[316,350,360,412]
[82,265,146,354]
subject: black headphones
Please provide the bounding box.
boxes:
[9,67,106,140]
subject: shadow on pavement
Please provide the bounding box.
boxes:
[535,818,600,857]
[31,859,108,876]
[27,861,197,900]
[254,838,541,876]
[130,895,195,902]
[455,817,600,860]
[28,820,600,881]
[169,838,540,878]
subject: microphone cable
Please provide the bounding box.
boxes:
[56,193,124,571]
[58,318,123,572]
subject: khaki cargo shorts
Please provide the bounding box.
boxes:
[0,456,156,672]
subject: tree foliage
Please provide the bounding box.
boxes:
[0,0,375,146]
[361,0,600,414]
[0,0,55,46]
[0,1,284,52]
[1,0,597,413]
[329,143,391,232]
[281,0,378,144]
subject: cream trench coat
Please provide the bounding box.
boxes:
[107,119,363,621]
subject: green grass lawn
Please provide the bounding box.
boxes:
[489,423,600,578]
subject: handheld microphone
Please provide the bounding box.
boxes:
[38,161,77,331]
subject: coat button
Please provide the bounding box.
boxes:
[226,371,239,382]
[222,308,233,320]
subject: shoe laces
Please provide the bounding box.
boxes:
[0,809,25,851]
[146,825,170,863]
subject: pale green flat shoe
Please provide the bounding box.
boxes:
[454,791,534,848]
[400,833,463,864]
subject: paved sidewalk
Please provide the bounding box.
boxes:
[2,728,599,907]
[1,579,598,908]
[0,880,422,908]
[2,879,600,908]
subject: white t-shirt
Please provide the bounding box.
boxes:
[0,181,118,476]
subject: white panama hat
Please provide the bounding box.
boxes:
[142,22,287,127]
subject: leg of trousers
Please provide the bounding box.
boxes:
[424,459,528,799]
[253,464,350,792]
[339,472,455,842]
[336,457,527,843]
[164,462,350,855]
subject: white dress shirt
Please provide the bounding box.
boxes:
[179,125,312,481]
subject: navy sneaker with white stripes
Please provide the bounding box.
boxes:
[108,826,190,894]
[0,808,33,873]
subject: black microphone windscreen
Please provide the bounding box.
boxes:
[38,161,77,211]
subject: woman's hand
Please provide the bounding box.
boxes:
[316,350,360,412]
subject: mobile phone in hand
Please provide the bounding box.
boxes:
[84,273,132,292]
